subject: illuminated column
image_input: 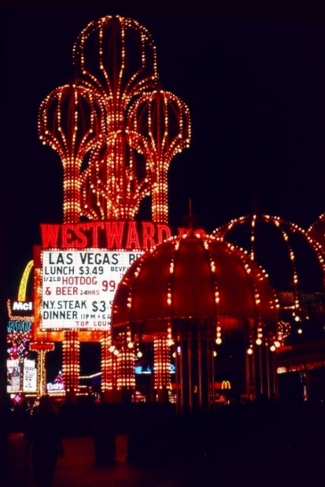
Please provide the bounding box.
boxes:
[101,330,119,399]
[62,157,81,224]
[62,330,80,399]
[101,330,111,392]
[38,350,47,397]
[30,342,55,397]
[153,335,170,402]
[152,165,169,224]
[62,153,82,398]
[117,331,135,401]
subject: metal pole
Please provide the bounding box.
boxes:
[266,345,271,399]
[198,328,202,410]
[259,346,264,395]
[187,331,192,414]
[245,350,251,396]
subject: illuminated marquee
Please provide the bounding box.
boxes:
[41,249,143,330]
[40,221,171,250]
[39,221,173,331]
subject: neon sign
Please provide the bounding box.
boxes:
[221,380,231,390]
[12,301,33,311]
[7,321,32,333]
[40,221,172,250]
[8,299,33,319]
[134,364,176,374]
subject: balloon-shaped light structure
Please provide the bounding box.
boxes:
[129,88,191,223]
[38,84,105,223]
[72,15,158,133]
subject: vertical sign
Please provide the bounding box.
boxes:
[7,359,21,392]
[23,358,37,392]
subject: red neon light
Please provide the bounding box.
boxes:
[125,222,140,249]
[141,222,155,248]
[40,221,172,250]
[30,342,55,351]
[104,222,125,248]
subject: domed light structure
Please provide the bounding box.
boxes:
[213,213,325,344]
[112,232,280,413]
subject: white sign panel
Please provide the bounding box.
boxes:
[23,359,37,392]
[7,359,21,392]
[41,249,142,330]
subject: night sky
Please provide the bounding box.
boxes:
[2,7,325,298]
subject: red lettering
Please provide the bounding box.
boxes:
[157,224,172,244]
[87,222,104,248]
[40,221,173,250]
[74,223,88,248]
[142,222,155,249]
[56,287,78,295]
[40,224,60,248]
[61,224,74,248]
[125,221,140,249]
[104,221,125,248]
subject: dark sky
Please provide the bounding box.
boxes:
[2,7,325,296]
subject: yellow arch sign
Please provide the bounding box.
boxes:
[18,260,33,301]
[221,380,231,390]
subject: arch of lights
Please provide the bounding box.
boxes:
[213,214,325,342]
[34,15,191,399]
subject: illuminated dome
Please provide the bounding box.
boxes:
[112,231,279,337]
[111,231,280,411]
[213,213,325,343]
